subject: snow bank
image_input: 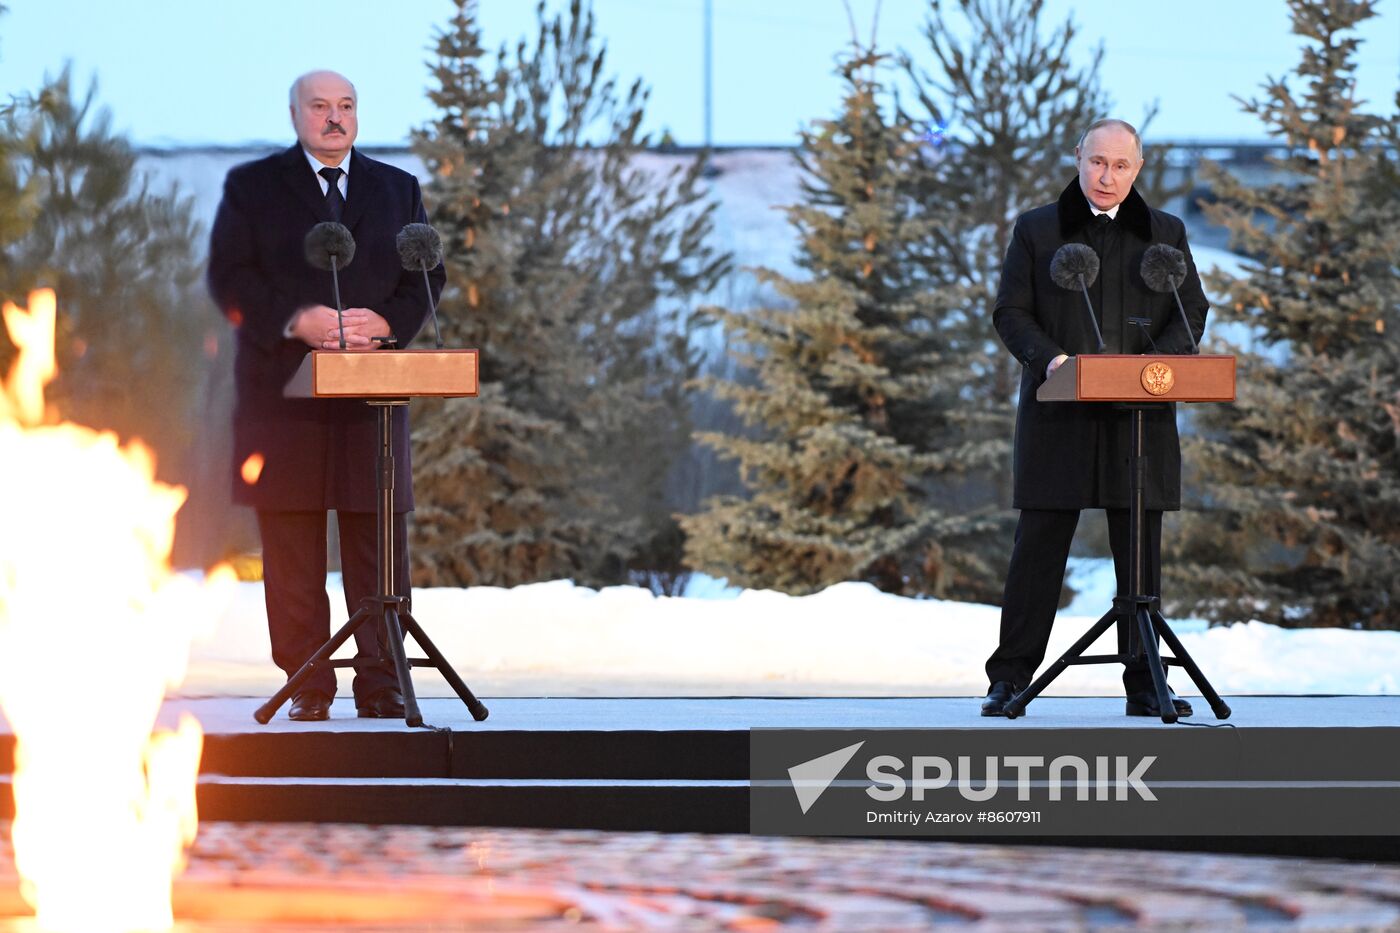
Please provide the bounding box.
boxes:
[182,573,1400,698]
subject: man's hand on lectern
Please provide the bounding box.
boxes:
[288,305,388,350]
[1047,354,1070,378]
[336,307,393,349]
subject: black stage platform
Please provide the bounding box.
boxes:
[2,696,1397,860]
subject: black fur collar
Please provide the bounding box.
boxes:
[1056,178,1152,241]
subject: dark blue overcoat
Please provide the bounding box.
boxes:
[207,145,445,512]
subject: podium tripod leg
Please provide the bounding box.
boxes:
[1136,607,1176,724]
[382,605,423,727]
[1003,608,1118,719]
[254,605,375,724]
[401,611,490,721]
[1152,610,1231,720]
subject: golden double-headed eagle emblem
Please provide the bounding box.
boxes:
[1140,361,1175,396]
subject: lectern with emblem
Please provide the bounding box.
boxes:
[1000,354,1236,723]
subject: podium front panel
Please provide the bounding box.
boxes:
[1037,354,1236,403]
[285,349,480,399]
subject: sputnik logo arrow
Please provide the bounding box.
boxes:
[787,741,865,814]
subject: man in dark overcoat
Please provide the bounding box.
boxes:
[981,119,1208,718]
[207,70,444,721]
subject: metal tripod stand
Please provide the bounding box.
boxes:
[254,399,489,727]
[1002,403,1231,724]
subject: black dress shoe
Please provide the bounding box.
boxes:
[1125,688,1193,717]
[288,689,332,722]
[356,687,406,719]
[981,681,1023,717]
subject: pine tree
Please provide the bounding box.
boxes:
[0,69,204,485]
[896,0,1119,600]
[0,106,39,279]
[1167,0,1400,629]
[681,48,996,597]
[0,6,47,344]
[410,0,727,587]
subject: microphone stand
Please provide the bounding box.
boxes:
[1130,318,1160,353]
[330,255,347,350]
[1077,273,1107,352]
[420,264,443,349]
[1166,276,1199,353]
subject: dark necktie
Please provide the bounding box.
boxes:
[318,166,344,221]
[1092,212,1118,350]
[1090,210,1112,249]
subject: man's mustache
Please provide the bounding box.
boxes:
[323,123,346,135]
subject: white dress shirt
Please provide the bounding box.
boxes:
[303,147,350,199]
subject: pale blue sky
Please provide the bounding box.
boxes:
[1,0,1396,147]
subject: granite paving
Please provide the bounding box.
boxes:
[2,822,1399,931]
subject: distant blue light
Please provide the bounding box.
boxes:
[920,119,949,148]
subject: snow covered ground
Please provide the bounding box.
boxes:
[181,561,1400,699]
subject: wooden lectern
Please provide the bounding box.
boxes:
[1001,354,1236,723]
[254,349,488,727]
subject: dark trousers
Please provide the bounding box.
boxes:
[256,509,410,700]
[985,508,1163,694]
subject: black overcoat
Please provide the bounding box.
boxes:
[207,145,445,512]
[993,180,1209,511]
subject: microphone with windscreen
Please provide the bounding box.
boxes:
[304,222,356,350]
[396,223,445,349]
[1049,243,1106,353]
[1141,243,1198,353]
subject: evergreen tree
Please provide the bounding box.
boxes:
[1167,0,1400,629]
[896,0,1117,600]
[0,68,204,485]
[0,108,38,274]
[0,6,46,329]
[681,48,995,597]
[410,0,727,587]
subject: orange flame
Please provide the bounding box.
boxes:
[0,289,224,932]
[1,288,56,425]
[240,452,266,486]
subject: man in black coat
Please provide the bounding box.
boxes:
[207,70,444,721]
[981,119,1208,718]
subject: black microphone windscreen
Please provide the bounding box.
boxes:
[1050,244,1100,290]
[304,222,356,271]
[1141,243,1188,294]
[396,223,444,271]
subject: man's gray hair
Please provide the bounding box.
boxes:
[288,71,357,108]
[1078,118,1143,161]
